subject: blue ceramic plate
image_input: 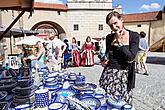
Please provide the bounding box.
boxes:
[80,97,101,109]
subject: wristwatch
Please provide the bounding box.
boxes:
[118,42,123,47]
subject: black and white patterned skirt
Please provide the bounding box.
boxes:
[99,67,132,104]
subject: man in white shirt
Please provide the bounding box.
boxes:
[46,34,66,72]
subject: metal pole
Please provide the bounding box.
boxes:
[0,9,27,41]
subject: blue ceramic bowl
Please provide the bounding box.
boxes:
[80,94,93,99]
[94,94,105,105]
[80,97,101,109]
[44,83,62,92]
[0,102,9,110]
[44,77,56,83]
[0,80,17,93]
[49,102,63,110]
[0,91,8,102]
[12,85,36,96]
[82,89,95,96]
[15,104,31,110]
[123,104,132,110]
[17,78,33,88]
[106,96,126,109]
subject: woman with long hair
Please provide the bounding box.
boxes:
[99,11,139,104]
[81,36,95,66]
[70,37,81,66]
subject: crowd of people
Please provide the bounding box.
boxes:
[18,34,96,72]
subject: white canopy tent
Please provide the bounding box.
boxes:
[15,35,46,46]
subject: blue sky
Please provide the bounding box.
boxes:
[35,0,165,14]
[113,0,165,14]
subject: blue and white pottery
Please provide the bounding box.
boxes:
[111,108,119,110]
[94,94,105,105]
[44,81,58,87]
[35,88,49,107]
[0,91,8,102]
[124,104,132,110]
[49,102,63,110]
[45,83,62,93]
[48,72,59,78]
[62,103,69,110]
[69,73,77,80]
[99,105,107,110]
[55,95,66,103]
[80,97,101,109]
[5,94,13,102]
[106,96,126,109]
[80,94,93,99]
[17,78,33,88]
[0,102,8,110]
[82,89,95,96]
[44,77,56,83]
[75,73,85,86]
[56,89,75,98]
[15,104,31,110]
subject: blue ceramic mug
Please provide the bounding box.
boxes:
[35,88,49,107]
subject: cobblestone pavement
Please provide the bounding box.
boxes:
[66,52,165,110]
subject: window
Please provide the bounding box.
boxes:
[98,24,103,30]
[137,24,141,27]
[74,24,79,31]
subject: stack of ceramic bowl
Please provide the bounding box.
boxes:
[12,77,36,106]
[75,73,85,86]
[35,88,49,109]
[68,72,77,84]
[0,79,17,94]
[44,77,62,93]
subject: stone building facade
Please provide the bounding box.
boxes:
[1,1,119,54]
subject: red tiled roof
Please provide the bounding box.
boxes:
[122,11,162,23]
[34,2,68,11]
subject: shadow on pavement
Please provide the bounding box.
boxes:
[146,56,165,65]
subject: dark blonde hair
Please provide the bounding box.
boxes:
[106,11,122,24]
[86,36,91,42]
[72,37,76,43]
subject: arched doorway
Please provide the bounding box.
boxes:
[31,21,66,40]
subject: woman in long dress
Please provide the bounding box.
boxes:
[81,36,95,66]
[70,37,81,66]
